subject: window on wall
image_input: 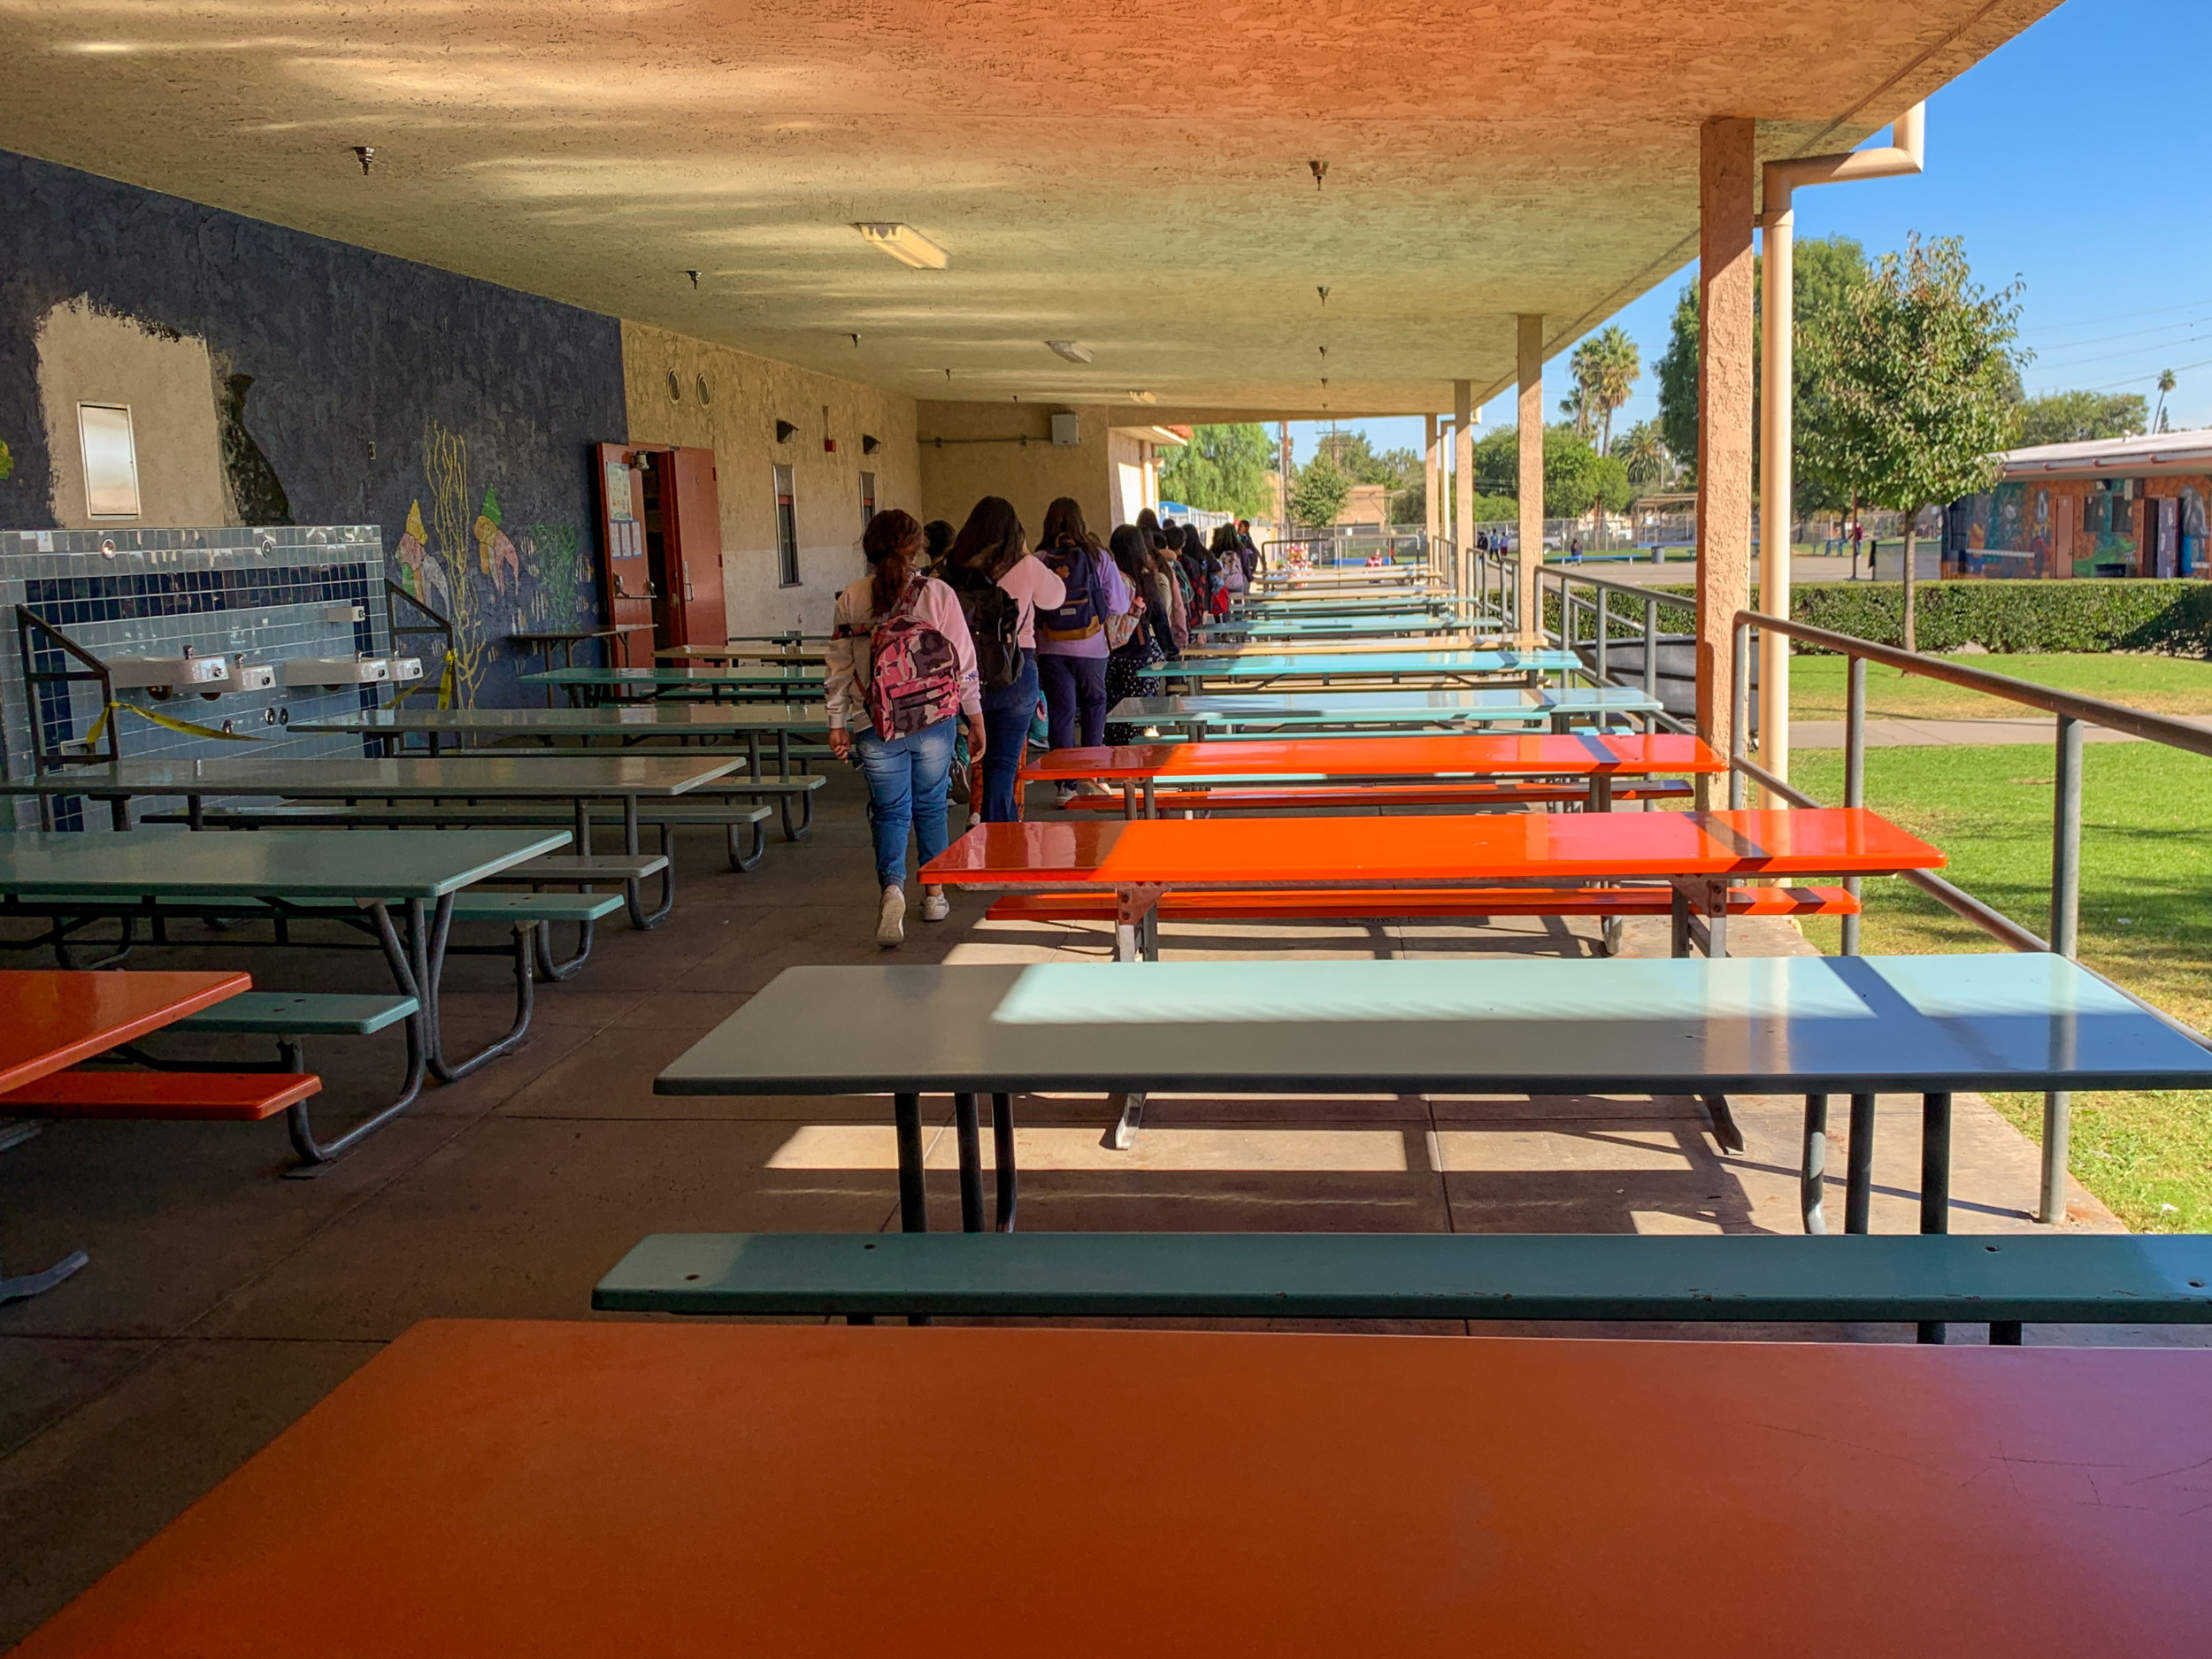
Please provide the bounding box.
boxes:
[859,471,877,526]
[77,403,141,518]
[773,464,800,587]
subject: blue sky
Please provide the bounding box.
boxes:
[1292,0,2212,465]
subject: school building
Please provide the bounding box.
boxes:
[1947,430,2212,580]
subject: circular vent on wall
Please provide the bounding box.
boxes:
[695,374,712,405]
[665,369,682,403]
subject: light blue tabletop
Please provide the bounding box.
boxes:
[293,705,830,737]
[1111,686,1661,727]
[1136,649,1581,681]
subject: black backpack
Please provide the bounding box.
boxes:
[947,566,1024,691]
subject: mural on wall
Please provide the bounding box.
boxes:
[0,147,628,706]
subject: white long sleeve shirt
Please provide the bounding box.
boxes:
[823,574,983,733]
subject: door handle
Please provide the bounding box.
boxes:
[613,576,658,601]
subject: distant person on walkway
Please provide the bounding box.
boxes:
[921,518,956,571]
[1177,523,1214,618]
[1105,524,1172,745]
[1035,498,1132,795]
[1210,524,1247,613]
[1234,519,1260,583]
[943,495,1063,825]
[1148,527,1191,653]
[825,509,984,948]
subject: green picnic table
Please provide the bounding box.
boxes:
[0,827,567,1130]
[521,665,826,708]
[1198,613,1462,642]
[1111,685,1663,736]
[3,755,747,927]
[1137,648,1582,690]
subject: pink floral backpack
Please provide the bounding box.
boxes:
[864,578,963,739]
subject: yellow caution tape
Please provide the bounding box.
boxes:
[382,649,457,711]
[83,701,268,747]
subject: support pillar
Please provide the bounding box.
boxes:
[1424,412,1440,548]
[1759,189,1794,789]
[1454,380,1475,595]
[1517,315,1544,644]
[1695,117,1756,751]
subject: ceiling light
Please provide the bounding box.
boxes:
[1046,341,1093,364]
[854,223,948,269]
[1128,390,1156,404]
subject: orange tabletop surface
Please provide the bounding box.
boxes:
[20,1319,2212,1658]
[922,807,1943,888]
[1023,731,1726,782]
[0,971,249,1094]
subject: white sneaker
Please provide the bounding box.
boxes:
[1055,783,1077,806]
[921,892,950,923]
[875,886,906,948]
[966,810,982,831]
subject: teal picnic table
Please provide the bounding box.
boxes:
[521,665,826,708]
[1137,648,1582,691]
[1,754,747,927]
[0,827,566,1108]
[293,704,833,798]
[1198,612,1463,642]
[1111,685,1663,737]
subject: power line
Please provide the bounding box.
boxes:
[2023,295,2212,336]
[2018,314,2212,355]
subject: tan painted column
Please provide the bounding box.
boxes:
[1517,316,1544,642]
[1453,381,1474,608]
[1695,117,1756,754]
[1424,413,1440,546]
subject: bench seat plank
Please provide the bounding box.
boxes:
[595,1232,2212,1325]
[1057,781,1694,811]
[985,885,1859,923]
[173,992,418,1036]
[0,1070,323,1120]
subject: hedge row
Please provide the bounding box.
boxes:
[1543,580,2212,656]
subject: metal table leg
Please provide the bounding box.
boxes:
[992,1092,1018,1233]
[284,898,431,1168]
[953,1092,985,1233]
[1844,1093,1877,1233]
[0,1243,89,1306]
[1800,1094,1829,1235]
[893,1091,927,1233]
[1917,1091,1952,1343]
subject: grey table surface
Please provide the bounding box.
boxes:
[0,828,569,901]
[0,756,743,798]
[1113,687,1662,725]
[657,955,2212,1099]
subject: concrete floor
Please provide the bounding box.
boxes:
[0,769,2173,1645]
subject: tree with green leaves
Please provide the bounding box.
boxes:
[1564,326,1640,454]
[2012,389,2147,446]
[2155,369,2177,434]
[1613,419,1671,490]
[1471,424,1608,519]
[1288,447,1352,527]
[1159,424,1277,518]
[1801,232,2024,651]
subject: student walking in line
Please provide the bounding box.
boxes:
[1148,526,1191,654]
[1177,523,1215,619]
[922,518,956,571]
[1210,523,1247,613]
[942,495,1063,824]
[824,509,985,948]
[1033,498,1131,792]
[1104,523,1172,746]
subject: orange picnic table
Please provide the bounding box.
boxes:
[19,1318,2212,1658]
[1023,731,1725,813]
[0,969,250,1303]
[921,807,1944,959]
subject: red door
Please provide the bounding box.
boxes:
[594,442,654,666]
[660,448,726,648]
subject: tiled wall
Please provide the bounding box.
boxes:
[0,525,396,829]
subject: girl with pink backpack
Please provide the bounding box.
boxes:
[825,510,986,947]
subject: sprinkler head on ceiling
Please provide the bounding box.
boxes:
[1308,160,1328,189]
[352,145,376,175]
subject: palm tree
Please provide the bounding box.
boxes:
[1587,326,1640,455]
[1614,420,1670,489]
[2155,368,2177,434]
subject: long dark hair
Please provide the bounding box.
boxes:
[1041,496,1095,549]
[1108,524,1151,584]
[864,509,924,617]
[1135,508,1160,535]
[1210,523,1240,555]
[922,518,955,564]
[946,495,1027,582]
[1180,523,1208,556]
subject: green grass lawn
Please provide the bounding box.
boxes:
[1788,651,2212,722]
[1791,742,2212,1232]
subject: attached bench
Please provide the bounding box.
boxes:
[595,1232,2212,1346]
[984,884,1859,956]
[1056,780,1694,814]
[0,1069,323,1121]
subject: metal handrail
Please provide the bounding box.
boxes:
[1534,565,1694,733]
[1727,607,2212,1224]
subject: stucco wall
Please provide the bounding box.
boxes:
[918,403,1113,546]
[622,323,919,634]
[0,148,627,708]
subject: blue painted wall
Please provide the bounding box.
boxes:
[0,148,626,706]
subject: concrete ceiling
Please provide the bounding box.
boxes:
[1,0,2056,414]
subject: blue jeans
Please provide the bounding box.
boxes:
[979,649,1039,823]
[853,718,957,891]
[1037,651,1108,750]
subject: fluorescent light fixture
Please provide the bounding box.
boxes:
[854,223,948,269]
[1046,341,1093,364]
[1127,390,1156,404]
